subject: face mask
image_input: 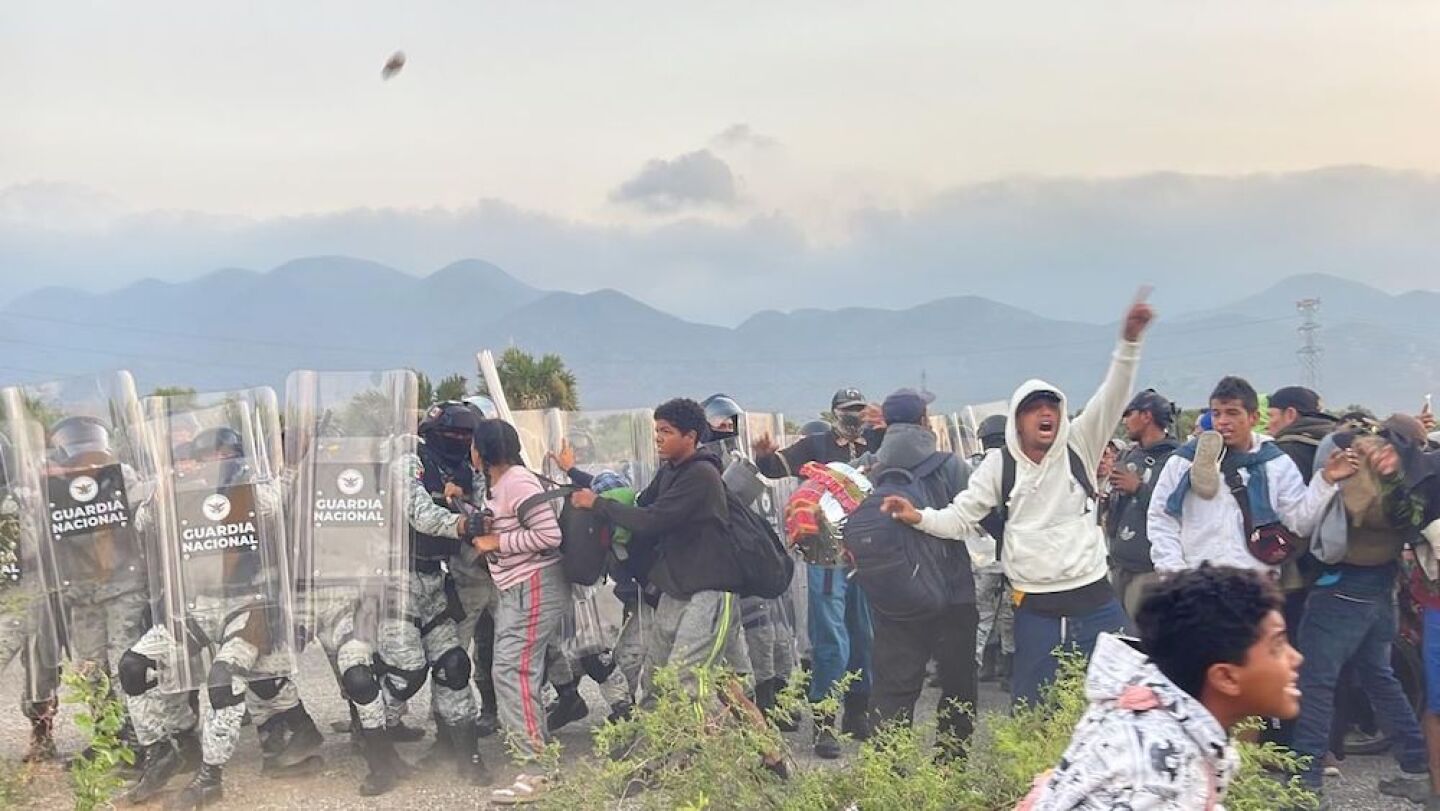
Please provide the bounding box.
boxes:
[429,433,470,461]
[836,412,865,439]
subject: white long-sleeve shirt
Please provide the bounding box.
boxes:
[1146,434,1337,574]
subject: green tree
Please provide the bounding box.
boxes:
[434,373,470,404]
[484,347,579,411]
[149,386,199,411]
[414,371,434,407]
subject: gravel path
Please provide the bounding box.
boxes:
[0,650,1411,809]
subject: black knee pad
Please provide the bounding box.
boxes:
[207,661,245,710]
[377,656,428,702]
[341,664,380,705]
[431,646,472,691]
[118,650,158,697]
[248,676,285,701]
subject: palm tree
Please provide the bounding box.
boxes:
[488,347,579,411]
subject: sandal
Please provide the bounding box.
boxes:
[490,774,551,806]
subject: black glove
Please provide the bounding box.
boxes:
[459,511,487,541]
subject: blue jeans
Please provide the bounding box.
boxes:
[806,564,873,702]
[1293,565,1426,789]
[1012,596,1128,708]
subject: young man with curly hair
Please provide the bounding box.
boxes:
[1024,565,1303,810]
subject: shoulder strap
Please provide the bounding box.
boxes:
[515,473,577,530]
[988,449,1017,563]
[1067,446,1096,500]
[1223,464,1254,539]
[1000,448,1017,516]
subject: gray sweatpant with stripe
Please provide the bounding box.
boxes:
[493,563,567,762]
[645,590,749,699]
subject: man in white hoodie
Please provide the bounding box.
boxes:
[883,295,1153,707]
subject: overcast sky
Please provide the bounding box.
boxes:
[4,1,1440,322]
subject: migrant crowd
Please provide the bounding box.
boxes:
[1,291,1439,811]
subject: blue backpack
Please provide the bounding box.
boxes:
[843,453,966,621]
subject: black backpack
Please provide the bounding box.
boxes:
[843,453,965,621]
[723,485,794,599]
[516,475,614,586]
[977,446,1096,562]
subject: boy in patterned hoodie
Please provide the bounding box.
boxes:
[1025,565,1303,810]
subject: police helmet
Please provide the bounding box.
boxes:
[418,401,484,437]
[977,414,1008,451]
[701,394,744,443]
[49,416,113,464]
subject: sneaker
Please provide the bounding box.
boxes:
[1322,752,1341,779]
[1380,774,1432,804]
[1191,431,1224,499]
[813,727,841,760]
[1342,729,1391,756]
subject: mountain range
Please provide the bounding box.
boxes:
[1,256,1436,417]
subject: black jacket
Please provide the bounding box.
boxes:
[1105,437,1183,573]
[591,449,742,599]
[1274,414,1339,485]
[755,427,881,480]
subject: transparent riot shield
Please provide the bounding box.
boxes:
[512,408,660,492]
[142,387,295,692]
[285,370,417,631]
[0,371,154,671]
[738,412,792,533]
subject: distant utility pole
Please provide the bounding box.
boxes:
[1296,298,1322,391]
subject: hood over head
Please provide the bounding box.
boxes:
[1006,378,1071,468]
[874,422,938,471]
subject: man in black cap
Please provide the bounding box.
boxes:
[1106,389,1182,620]
[753,387,880,758]
[857,389,973,757]
[1268,386,1338,485]
[751,388,881,478]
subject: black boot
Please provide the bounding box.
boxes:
[449,719,492,786]
[270,705,324,769]
[841,692,873,741]
[754,677,778,725]
[812,711,841,760]
[174,727,202,774]
[768,677,799,732]
[387,720,427,743]
[546,681,589,732]
[476,671,500,738]
[979,650,999,683]
[126,737,184,805]
[606,701,634,724]
[22,700,57,763]
[166,763,222,810]
[425,720,458,770]
[358,727,404,797]
[258,712,289,760]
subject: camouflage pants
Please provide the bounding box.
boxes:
[0,601,58,709]
[452,563,499,698]
[740,597,795,684]
[378,569,477,727]
[309,587,387,732]
[127,608,296,766]
[67,588,149,685]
